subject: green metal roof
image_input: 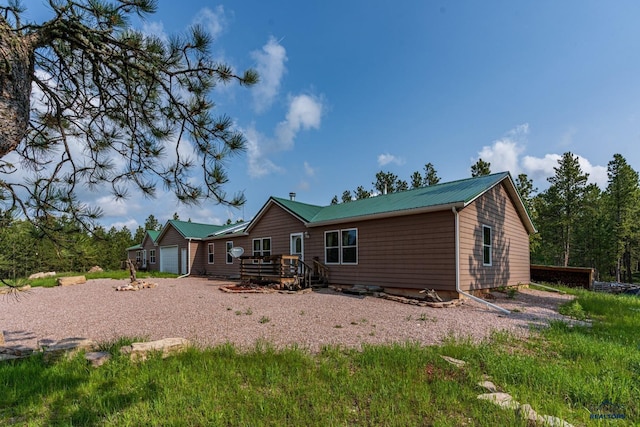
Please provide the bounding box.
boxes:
[270,197,325,222]
[147,230,160,242]
[126,243,142,251]
[167,219,225,239]
[248,172,534,234]
[309,172,510,224]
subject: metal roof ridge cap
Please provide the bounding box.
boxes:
[307,202,465,227]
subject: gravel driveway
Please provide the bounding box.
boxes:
[0,277,574,352]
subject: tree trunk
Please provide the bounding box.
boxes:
[0,19,33,157]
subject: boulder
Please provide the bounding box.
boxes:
[85,351,112,368]
[28,271,56,280]
[88,266,104,273]
[440,355,466,367]
[57,276,87,286]
[120,338,191,361]
[477,392,520,410]
[42,337,99,363]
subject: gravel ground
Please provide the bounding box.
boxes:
[0,277,575,352]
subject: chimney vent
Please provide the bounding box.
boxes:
[289,192,296,201]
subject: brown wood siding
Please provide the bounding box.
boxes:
[249,204,308,256]
[306,210,457,291]
[202,235,251,277]
[458,183,530,291]
[142,238,159,272]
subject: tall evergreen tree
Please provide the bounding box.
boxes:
[515,173,537,213]
[353,186,371,200]
[341,190,353,203]
[423,162,441,185]
[544,152,589,267]
[471,158,491,177]
[373,171,398,194]
[410,171,423,189]
[604,154,640,282]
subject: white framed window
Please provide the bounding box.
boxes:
[149,249,156,264]
[482,225,492,266]
[226,241,233,264]
[341,229,358,264]
[324,229,358,265]
[325,231,339,264]
[252,238,271,263]
[208,243,215,264]
[135,251,142,264]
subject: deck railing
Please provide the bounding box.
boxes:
[238,254,329,289]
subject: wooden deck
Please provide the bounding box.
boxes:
[238,255,329,290]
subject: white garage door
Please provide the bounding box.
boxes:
[160,246,179,274]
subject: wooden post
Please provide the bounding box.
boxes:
[126,259,137,283]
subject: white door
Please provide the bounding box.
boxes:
[290,233,304,274]
[181,248,188,275]
[160,246,179,274]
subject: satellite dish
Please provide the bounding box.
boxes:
[229,247,245,258]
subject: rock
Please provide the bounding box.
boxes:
[57,276,87,287]
[517,403,542,423]
[42,337,98,363]
[540,415,574,427]
[440,355,466,367]
[115,280,158,291]
[420,288,444,302]
[478,380,498,393]
[28,271,56,280]
[0,344,34,357]
[477,392,520,410]
[120,338,191,361]
[88,266,103,273]
[85,351,111,367]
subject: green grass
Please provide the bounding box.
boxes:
[21,270,179,288]
[1,289,638,426]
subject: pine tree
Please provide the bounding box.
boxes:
[544,152,589,267]
[471,158,491,177]
[0,1,258,228]
[604,154,640,282]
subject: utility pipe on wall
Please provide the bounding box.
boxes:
[452,207,510,315]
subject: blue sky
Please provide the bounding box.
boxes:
[23,1,640,231]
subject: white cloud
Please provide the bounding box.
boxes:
[377,153,405,167]
[577,155,608,187]
[474,123,528,174]
[522,153,562,178]
[304,161,315,177]
[193,6,228,39]
[274,94,323,149]
[522,153,607,188]
[244,125,283,178]
[251,37,287,113]
[473,124,608,189]
[141,21,168,43]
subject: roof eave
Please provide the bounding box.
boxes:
[307,202,466,228]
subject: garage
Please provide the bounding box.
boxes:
[160,246,179,274]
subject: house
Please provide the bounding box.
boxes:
[127,172,535,297]
[125,229,160,270]
[127,220,225,275]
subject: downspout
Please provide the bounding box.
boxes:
[452,207,510,315]
[178,238,192,278]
